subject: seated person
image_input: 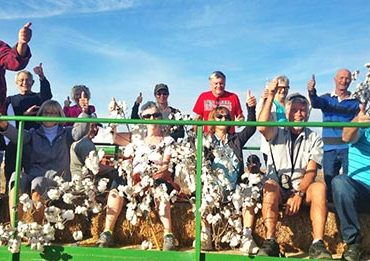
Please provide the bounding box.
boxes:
[64,85,95,126]
[201,91,259,255]
[0,100,88,224]
[97,101,177,250]
[257,81,331,259]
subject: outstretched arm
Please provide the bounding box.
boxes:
[343,103,369,143]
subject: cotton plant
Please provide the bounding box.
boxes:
[352,63,370,112]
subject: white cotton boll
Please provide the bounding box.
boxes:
[62,210,75,221]
[141,240,153,250]
[229,234,241,248]
[37,242,44,252]
[91,203,102,214]
[62,193,74,205]
[97,178,109,193]
[73,231,83,241]
[8,238,20,253]
[55,222,65,230]
[97,149,105,161]
[47,188,61,200]
[75,206,88,216]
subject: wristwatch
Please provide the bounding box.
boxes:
[295,190,305,197]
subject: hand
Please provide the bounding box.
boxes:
[153,168,172,182]
[64,96,72,107]
[78,91,89,113]
[108,97,117,112]
[24,105,40,116]
[266,78,278,96]
[18,22,32,44]
[284,193,302,216]
[307,74,316,93]
[246,90,256,107]
[261,88,269,99]
[235,114,245,121]
[0,120,8,131]
[136,92,143,105]
[33,63,45,79]
[358,103,370,123]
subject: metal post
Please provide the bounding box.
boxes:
[194,126,203,261]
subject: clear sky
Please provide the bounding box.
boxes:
[1,0,370,145]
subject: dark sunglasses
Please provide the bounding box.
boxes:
[215,114,231,120]
[156,92,169,96]
[142,112,162,119]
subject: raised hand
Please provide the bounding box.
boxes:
[307,74,316,93]
[108,97,117,112]
[267,78,279,95]
[33,63,45,79]
[78,91,89,113]
[358,103,370,123]
[64,96,72,107]
[246,90,256,107]
[24,105,40,116]
[135,92,143,105]
[18,22,32,44]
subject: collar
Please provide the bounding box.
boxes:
[330,91,354,102]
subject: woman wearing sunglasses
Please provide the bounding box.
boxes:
[202,91,259,255]
[98,101,178,250]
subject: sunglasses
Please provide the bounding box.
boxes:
[215,114,231,120]
[141,112,162,119]
[156,92,169,96]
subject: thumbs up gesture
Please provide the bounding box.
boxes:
[33,63,45,80]
[358,103,370,123]
[18,22,32,44]
[78,91,89,113]
[307,74,316,94]
[64,96,72,107]
[135,92,143,105]
[246,90,256,107]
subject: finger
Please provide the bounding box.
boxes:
[246,90,251,98]
[139,92,142,97]
[81,91,86,99]
[39,62,42,68]
[312,74,316,82]
[67,96,70,101]
[23,22,32,28]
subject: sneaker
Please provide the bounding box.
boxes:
[309,240,332,259]
[97,231,114,248]
[201,231,213,251]
[163,234,176,251]
[342,243,362,261]
[257,238,280,257]
[240,236,259,255]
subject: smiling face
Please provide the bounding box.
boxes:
[141,106,162,131]
[286,101,308,133]
[334,69,351,92]
[209,76,225,97]
[16,71,34,95]
[155,90,169,104]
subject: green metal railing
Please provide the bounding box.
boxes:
[2,115,369,261]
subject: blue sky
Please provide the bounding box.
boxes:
[1,0,370,144]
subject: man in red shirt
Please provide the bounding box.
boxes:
[0,22,32,114]
[193,71,244,133]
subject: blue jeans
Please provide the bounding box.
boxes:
[323,149,348,201]
[332,175,370,244]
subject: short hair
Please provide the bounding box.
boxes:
[37,100,65,124]
[71,85,91,102]
[285,93,310,115]
[15,70,33,82]
[208,106,231,134]
[275,75,290,87]
[139,101,162,119]
[209,71,226,81]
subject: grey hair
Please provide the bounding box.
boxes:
[209,71,226,81]
[15,70,33,82]
[275,75,290,86]
[139,101,162,118]
[71,85,91,102]
[286,93,310,115]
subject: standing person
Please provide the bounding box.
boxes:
[193,71,244,133]
[333,104,370,261]
[131,83,184,141]
[4,63,52,193]
[0,22,32,114]
[257,79,331,259]
[257,75,289,166]
[308,70,359,199]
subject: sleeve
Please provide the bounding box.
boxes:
[87,105,95,114]
[71,112,90,141]
[131,102,140,119]
[192,93,204,117]
[0,123,31,144]
[0,41,31,71]
[308,92,329,109]
[237,105,256,145]
[233,94,243,116]
[39,77,53,102]
[63,106,71,117]
[308,131,324,167]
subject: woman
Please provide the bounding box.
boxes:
[202,91,260,255]
[98,101,177,250]
[0,100,88,224]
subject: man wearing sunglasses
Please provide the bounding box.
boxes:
[193,71,244,133]
[130,83,184,141]
[257,80,331,259]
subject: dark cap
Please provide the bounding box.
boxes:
[154,83,169,95]
[246,154,261,166]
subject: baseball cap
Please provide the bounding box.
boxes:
[246,154,261,166]
[154,83,169,95]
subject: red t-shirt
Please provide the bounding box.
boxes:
[193,90,243,133]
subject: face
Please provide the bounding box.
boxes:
[334,70,351,91]
[214,110,231,131]
[141,107,162,130]
[42,109,60,128]
[286,102,308,133]
[210,77,225,97]
[155,90,169,104]
[16,72,34,95]
[88,123,99,138]
[247,163,261,174]
[276,80,289,100]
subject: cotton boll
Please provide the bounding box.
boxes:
[73,231,83,241]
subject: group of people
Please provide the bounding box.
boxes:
[0,22,368,261]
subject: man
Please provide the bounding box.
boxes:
[0,22,32,114]
[258,79,331,259]
[333,104,370,261]
[131,83,184,141]
[308,70,359,199]
[193,71,244,133]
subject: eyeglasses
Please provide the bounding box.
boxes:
[156,92,169,96]
[215,114,231,120]
[141,112,162,119]
[277,85,290,89]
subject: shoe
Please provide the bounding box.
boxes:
[163,234,176,251]
[257,238,280,257]
[342,243,362,261]
[240,236,259,255]
[97,231,114,247]
[201,231,213,251]
[309,240,332,259]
